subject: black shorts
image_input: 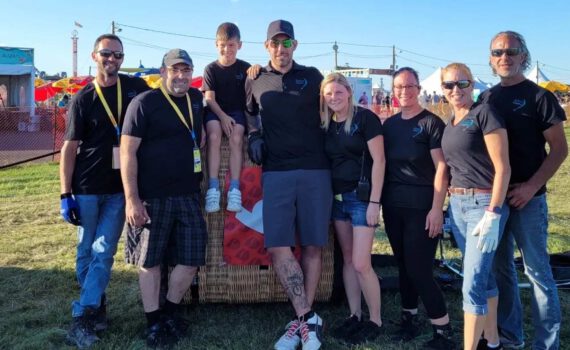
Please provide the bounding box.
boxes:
[205,110,247,128]
[125,194,207,268]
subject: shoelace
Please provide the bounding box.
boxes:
[299,321,310,343]
[286,320,301,339]
[228,190,241,201]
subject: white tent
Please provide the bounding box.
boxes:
[526,65,549,84]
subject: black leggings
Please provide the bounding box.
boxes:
[382,206,447,319]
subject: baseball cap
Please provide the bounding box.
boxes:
[267,20,295,40]
[162,48,193,67]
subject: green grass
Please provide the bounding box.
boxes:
[1,128,569,349]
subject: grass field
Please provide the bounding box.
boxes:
[0,129,569,349]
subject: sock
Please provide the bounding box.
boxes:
[229,179,240,191]
[145,309,162,327]
[163,299,180,316]
[298,310,314,322]
[208,178,219,189]
[487,342,500,348]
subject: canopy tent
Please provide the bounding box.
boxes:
[539,81,569,93]
[34,76,93,102]
[526,65,549,84]
[140,74,203,89]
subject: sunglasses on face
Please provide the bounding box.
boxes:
[441,80,471,90]
[490,48,522,57]
[97,49,124,59]
[269,38,293,49]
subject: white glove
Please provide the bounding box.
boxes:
[472,211,501,253]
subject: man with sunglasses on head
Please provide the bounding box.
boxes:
[121,49,207,348]
[245,20,331,350]
[479,31,567,350]
[60,33,149,348]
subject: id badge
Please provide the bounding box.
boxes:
[334,194,343,202]
[193,147,202,173]
[112,146,120,169]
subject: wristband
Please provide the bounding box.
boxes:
[369,200,380,204]
[485,206,501,214]
[61,193,72,199]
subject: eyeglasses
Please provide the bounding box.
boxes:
[441,80,471,90]
[393,85,418,91]
[97,49,124,59]
[490,48,522,57]
[167,67,193,75]
[269,38,294,49]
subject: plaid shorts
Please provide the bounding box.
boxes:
[125,194,207,268]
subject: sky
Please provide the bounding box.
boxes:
[2,0,570,87]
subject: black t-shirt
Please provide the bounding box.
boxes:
[324,107,383,193]
[122,88,204,199]
[202,59,251,113]
[382,109,445,209]
[245,61,329,171]
[479,79,567,195]
[442,102,505,189]
[64,74,150,194]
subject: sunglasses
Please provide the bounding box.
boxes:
[269,38,294,49]
[98,49,125,59]
[441,80,471,90]
[490,48,522,57]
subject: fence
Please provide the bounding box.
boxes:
[0,107,66,169]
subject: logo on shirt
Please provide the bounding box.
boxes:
[512,99,526,111]
[412,125,423,138]
[349,122,360,136]
[295,78,308,90]
[127,90,137,98]
[459,118,475,131]
[235,73,244,81]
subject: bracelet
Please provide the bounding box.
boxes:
[60,193,72,199]
[369,200,380,204]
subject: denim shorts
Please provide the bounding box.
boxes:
[332,190,370,227]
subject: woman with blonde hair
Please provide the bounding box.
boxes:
[440,62,510,350]
[320,73,385,345]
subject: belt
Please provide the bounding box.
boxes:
[448,187,492,195]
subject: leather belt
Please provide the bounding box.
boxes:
[448,187,492,195]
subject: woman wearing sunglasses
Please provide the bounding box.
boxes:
[382,67,454,349]
[440,63,511,350]
[320,73,385,345]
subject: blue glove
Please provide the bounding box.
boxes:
[247,131,266,165]
[60,193,81,226]
[472,210,501,253]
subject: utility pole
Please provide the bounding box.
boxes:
[112,21,116,35]
[333,41,338,70]
[392,45,396,74]
[536,60,539,83]
[71,30,78,77]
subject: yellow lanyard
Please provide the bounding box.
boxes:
[159,84,196,143]
[93,77,122,141]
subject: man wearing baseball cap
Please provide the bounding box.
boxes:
[121,48,207,347]
[246,20,331,350]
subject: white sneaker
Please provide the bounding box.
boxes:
[226,188,242,212]
[300,313,323,350]
[205,188,221,213]
[274,320,301,350]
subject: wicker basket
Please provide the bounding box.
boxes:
[182,133,335,303]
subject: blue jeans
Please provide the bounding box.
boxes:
[72,193,125,317]
[494,194,561,350]
[449,193,509,315]
[332,190,370,227]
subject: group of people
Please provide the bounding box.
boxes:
[58,20,566,350]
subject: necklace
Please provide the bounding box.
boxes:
[333,113,345,135]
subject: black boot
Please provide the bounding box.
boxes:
[424,324,456,350]
[391,311,420,341]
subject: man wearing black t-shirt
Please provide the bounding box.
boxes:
[60,34,149,348]
[479,31,567,350]
[245,20,331,350]
[121,49,207,348]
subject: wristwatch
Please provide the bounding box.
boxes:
[485,206,501,214]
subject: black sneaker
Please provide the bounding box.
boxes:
[65,313,100,349]
[424,324,456,350]
[145,322,169,349]
[391,311,420,341]
[331,314,361,341]
[478,338,504,350]
[94,294,107,332]
[347,320,384,345]
[162,315,189,344]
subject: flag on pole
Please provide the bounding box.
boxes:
[74,21,83,28]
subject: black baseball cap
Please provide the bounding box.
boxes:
[267,20,295,40]
[162,48,193,67]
